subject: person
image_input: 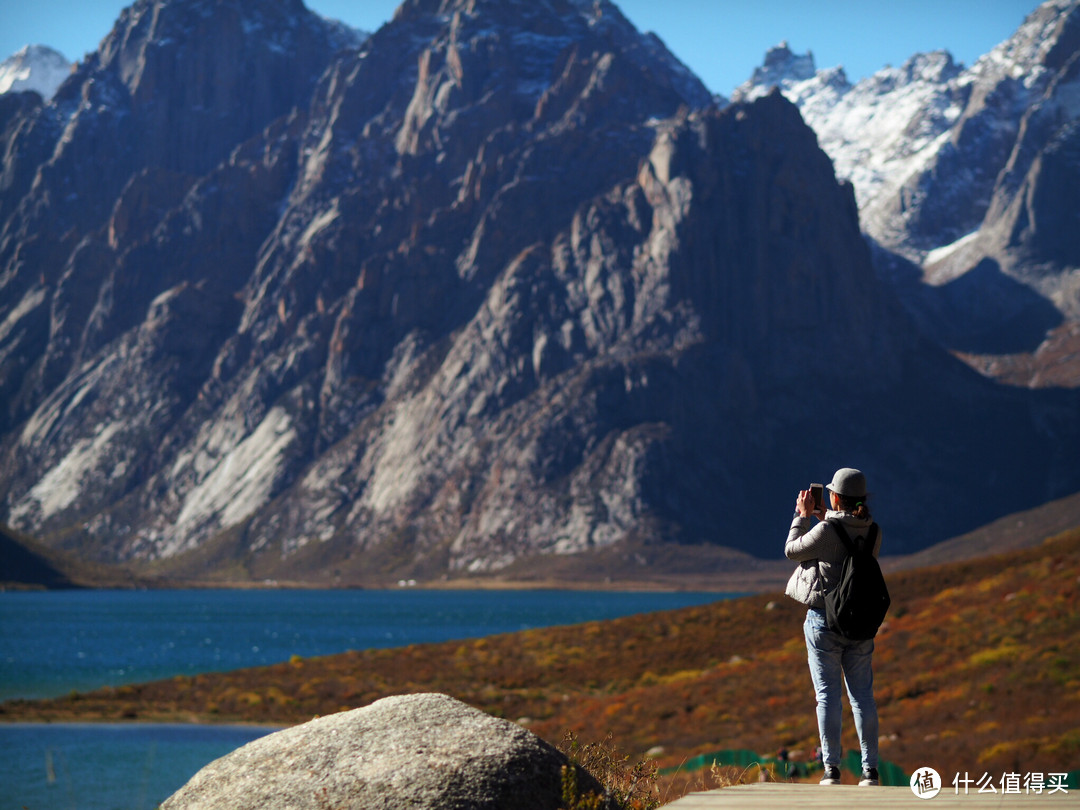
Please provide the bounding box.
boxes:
[784,467,881,786]
[777,746,799,779]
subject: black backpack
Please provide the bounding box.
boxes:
[820,519,890,640]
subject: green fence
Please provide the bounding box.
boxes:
[660,748,908,787]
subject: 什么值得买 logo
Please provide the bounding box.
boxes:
[909,767,1070,799]
[910,767,942,799]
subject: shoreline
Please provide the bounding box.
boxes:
[13,487,1079,593]
[3,568,794,594]
[0,718,286,728]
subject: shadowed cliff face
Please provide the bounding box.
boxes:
[0,0,1077,581]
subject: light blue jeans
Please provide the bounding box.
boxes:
[804,608,878,771]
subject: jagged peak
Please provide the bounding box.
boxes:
[97,0,340,71]
[380,0,710,127]
[846,49,961,97]
[731,42,817,102]
[69,0,363,118]
[967,0,1080,86]
[386,0,706,84]
[757,41,816,82]
[3,44,69,62]
[0,44,72,100]
[894,50,961,83]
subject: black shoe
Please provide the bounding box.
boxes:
[860,767,880,786]
[820,766,841,785]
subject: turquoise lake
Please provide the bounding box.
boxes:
[0,587,732,809]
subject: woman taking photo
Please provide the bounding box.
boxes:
[785,467,882,786]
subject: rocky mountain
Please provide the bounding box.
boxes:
[0,0,1077,584]
[736,0,1080,388]
[0,45,72,101]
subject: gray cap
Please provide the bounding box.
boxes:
[827,467,867,499]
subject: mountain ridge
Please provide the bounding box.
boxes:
[735,0,1080,388]
[1,0,1078,583]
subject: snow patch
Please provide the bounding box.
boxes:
[0,44,71,100]
[925,231,980,266]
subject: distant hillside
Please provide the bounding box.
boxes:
[5,525,1078,793]
[410,488,1080,590]
[5,488,1079,591]
[884,487,1080,572]
[0,523,145,589]
[0,524,76,589]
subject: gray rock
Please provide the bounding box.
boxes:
[161,693,601,810]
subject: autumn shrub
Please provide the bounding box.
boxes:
[559,730,659,810]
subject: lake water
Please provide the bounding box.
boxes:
[4,722,278,810]
[0,587,731,809]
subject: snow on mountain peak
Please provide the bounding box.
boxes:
[0,44,72,101]
[732,41,817,102]
[729,0,1079,258]
[970,0,1079,88]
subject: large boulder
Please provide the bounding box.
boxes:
[161,692,604,809]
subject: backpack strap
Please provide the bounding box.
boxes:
[817,519,848,599]
[829,519,878,555]
[828,518,853,554]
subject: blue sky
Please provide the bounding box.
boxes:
[1,0,1042,97]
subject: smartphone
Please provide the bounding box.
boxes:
[810,483,824,511]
